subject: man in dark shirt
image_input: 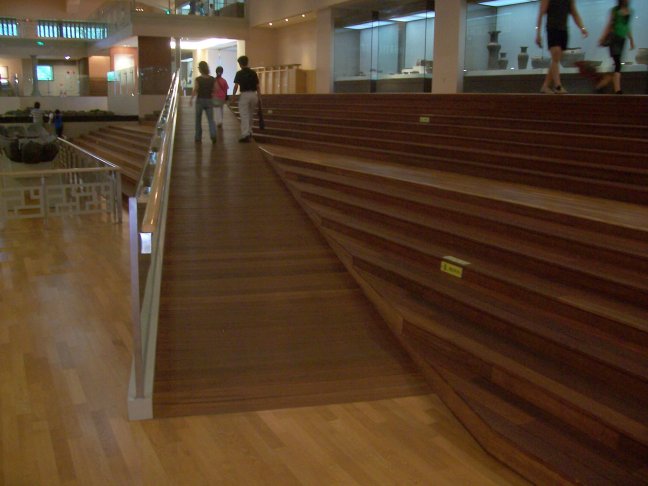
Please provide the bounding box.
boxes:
[535,0,588,94]
[232,56,259,143]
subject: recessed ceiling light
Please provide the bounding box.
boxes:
[269,22,273,26]
[285,18,288,22]
[64,55,71,60]
[302,14,306,18]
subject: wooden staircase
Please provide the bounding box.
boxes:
[72,124,154,195]
[255,94,648,485]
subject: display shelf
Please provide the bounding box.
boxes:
[255,64,306,95]
[466,63,647,77]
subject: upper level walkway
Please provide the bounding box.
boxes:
[152,98,430,417]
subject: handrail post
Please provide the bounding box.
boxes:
[129,196,144,399]
[40,175,47,220]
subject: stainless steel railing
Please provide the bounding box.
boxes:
[127,71,180,420]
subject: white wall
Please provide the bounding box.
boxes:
[206,45,238,92]
[108,95,139,116]
[276,20,317,70]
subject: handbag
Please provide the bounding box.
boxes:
[601,32,613,47]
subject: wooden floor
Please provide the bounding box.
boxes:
[154,99,429,416]
[0,109,529,485]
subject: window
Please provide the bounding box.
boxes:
[36,65,54,81]
[0,17,18,36]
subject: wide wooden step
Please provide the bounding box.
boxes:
[262,145,648,241]
[279,163,648,269]
[257,133,648,204]
[257,94,648,484]
[259,93,648,125]
[262,115,648,154]
[320,221,648,394]
[437,366,648,485]
[287,179,648,339]
[352,260,648,452]
[257,126,648,183]
[260,111,648,140]
[304,187,648,306]
[264,120,648,169]
[76,134,145,160]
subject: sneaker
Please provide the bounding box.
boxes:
[540,86,554,94]
[238,135,251,143]
[615,90,623,95]
[554,85,568,94]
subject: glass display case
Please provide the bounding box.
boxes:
[464,0,648,93]
[333,0,435,93]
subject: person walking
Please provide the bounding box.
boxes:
[595,0,635,94]
[189,61,217,143]
[52,109,64,137]
[231,55,259,143]
[535,0,588,94]
[212,66,229,128]
[30,101,44,125]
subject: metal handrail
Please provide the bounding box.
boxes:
[127,70,180,420]
[138,71,179,232]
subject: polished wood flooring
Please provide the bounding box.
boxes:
[154,100,429,416]
[0,107,529,485]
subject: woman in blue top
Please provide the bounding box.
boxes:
[596,0,635,94]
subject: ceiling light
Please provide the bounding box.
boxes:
[269,22,273,26]
[302,14,306,18]
[478,0,536,7]
[345,20,394,30]
[169,38,233,49]
[390,11,436,22]
[285,18,289,22]
[64,55,71,60]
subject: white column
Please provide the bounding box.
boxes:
[315,8,334,94]
[432,0,467,93]
[30,55,41,96]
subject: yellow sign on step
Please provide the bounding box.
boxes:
[440,256,470,278]
[419,116,430,123]
[440,261,463,278]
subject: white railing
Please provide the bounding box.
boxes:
[0,139,121,225]
[127,71,179,420]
